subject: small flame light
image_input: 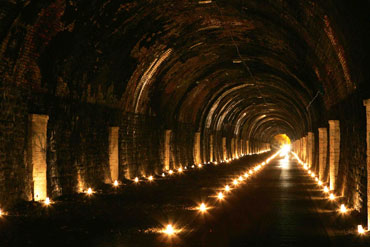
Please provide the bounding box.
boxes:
[113,180,119,187]
[225,185,230,192]
[244,173,249,178]
[323,186,329,193]
[178,168,183,173]
[311,173,315,178]
[233,179,239,186]
[249,170,253,175]
[148,175,154,181]
[318,181,323,186]
[0,209,3,216]
[191,165,195,168]
[169,170,174,175]
[238,176,243,181]
[162,224,176,236]
[358,225,366,234]
[217,192,224,200]
[198,164,202,168]
[198,203,208,213]
[86,187,93,195]
[329,193,335,200]
[162,173,165,177]
[340,204,347,213]
[134,177,139,183]
[44,197,51,206]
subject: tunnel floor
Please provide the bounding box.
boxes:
[1,154,369,247]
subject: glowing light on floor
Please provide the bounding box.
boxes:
[358,225,366,234]
[224,185,230,192]
[217,192,224,200]
[340,204,347,213]
[113,180,119,187]
[86,187,93,195]
[323,186,329,193]
[198,203,208,213]
[329,193,335,200]
[44,197,51,206]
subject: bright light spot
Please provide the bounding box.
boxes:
[340,204,347,213]
[178,168,183,173]
[329,193,335,200]
[162,173,165,177]
[308,170,312,175]
[358,225,366,234]
[233,179,239,186]
[249,170,253,175]
[217,192,224,200]
[238,176,243,181]
[162,224,176,236]
[86,187,93,195]
[323,186,329,193]
[198,164,202,168]
[244,173,249,178]
[169,170,174,175]
[315,177,319,182]
[113,180,119,187]
[0,209,3,217]
[44,197,51,206]
[280,144,291,156]
[225,185,230,192]
[184,166,187,170]
[134,177,139,183]
[148,175,154,181]
[198,203,208,213]
[318,181,323,186]
[311,173,315,178]
[214,162,218,165]
[191,165,195,168]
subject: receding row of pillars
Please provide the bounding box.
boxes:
[293,99,370,229]
[27,114,270,202]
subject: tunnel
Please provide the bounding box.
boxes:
[1,0,370,246]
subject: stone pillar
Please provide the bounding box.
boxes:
[28,114,49,201]
[209,134,214,162]
[363,99,370,229]
[164,130,172,170]
[302,136,307,162]
[246,140,249,155]
[222,137,227,161]
[318,128,327,181]
[329,120,340,191]
[108,127,119,182]
[194,132,201,165]
[231,138,235,158]
[307,132,314,168]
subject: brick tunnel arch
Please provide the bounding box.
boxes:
[1,0,370,227]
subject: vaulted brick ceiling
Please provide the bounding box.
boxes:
[1,0,369,142]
